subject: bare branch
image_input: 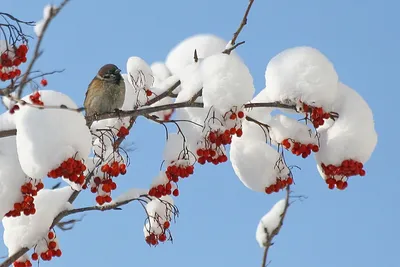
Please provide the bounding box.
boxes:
[16,0,70,98]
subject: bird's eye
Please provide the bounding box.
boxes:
[103,74,111,79]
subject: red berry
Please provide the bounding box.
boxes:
[172,189,179,197]
[163,221,170,229]
[40,79,48,86]
[31,253,38,261]
[237,111,244,118]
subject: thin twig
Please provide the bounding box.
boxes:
[16,0,70,98]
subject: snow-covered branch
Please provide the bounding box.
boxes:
[258,186,291,267]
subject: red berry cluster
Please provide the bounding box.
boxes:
[149,162,193,198]
[90,162,126,205]
[145,221,171,246]
[302,103,331,129]
[264,177,293,194]
[13,260,32,267]
[31,231,62,262]
[281,138,319,158]
[5,179,44,217]
[29,91,44,106]
[9,104,20,114]
[117,126,129,138]
[48,157,87,186]
[322,159,366,190]
[0,44,28,81]
[196,129,234,166]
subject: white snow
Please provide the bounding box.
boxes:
[265,46,339,110]
[120,73,138,110]
[14,90,92,179]
[202,53,255,114]
[230,136,289,192]
[175,61,203,103]
[34,5,55,37]
[269,114,317,145]
[107,188,148,205]
[163,133,185,162]
[151,62,172,86]
[143,196,174,236]
[0,135,26,217]
[165,34,237,76]
[148,75,179,119]
[315,82,378,166]
[3,186,73,255]
[240,119,270,143]
[0,111,16,131]
[256,199,286,247]
[126,56,154,90]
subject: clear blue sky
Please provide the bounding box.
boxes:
[1,0,398,266]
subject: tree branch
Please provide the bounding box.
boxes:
[261,186,291,267]
[16,0,70,98]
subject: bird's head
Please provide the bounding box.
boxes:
[97,64,122,83]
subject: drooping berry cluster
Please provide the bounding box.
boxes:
[145,221,171,246]
[90,161,126,205]
[117,126,129,138]
[322,159,366,190]
[0,44,28,81]
[302,102,331,129]
[48,157,87,186]
[149,160,193,198]
[31,231,62,262]
[264,176,293,194]
[281,138,319,158]
[196,108,245,166]
[29,91,44,106]
[5,179,44,217]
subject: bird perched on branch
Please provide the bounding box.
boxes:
[84,64,126,118]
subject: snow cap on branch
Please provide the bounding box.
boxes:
[165,34,236,76]
[15,90,92,179]
[265,46,339,110]
[315,82,377,167]
[202,53,255,114]
[3,187,73,255]
[256,199,286,247]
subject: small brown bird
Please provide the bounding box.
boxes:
[84,64,126,117]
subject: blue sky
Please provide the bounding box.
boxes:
[1,0,398,267]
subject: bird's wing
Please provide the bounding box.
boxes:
[84,77,101,106]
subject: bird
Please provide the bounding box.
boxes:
[84,64,126,119]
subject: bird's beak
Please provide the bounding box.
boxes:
[116,68,121,74]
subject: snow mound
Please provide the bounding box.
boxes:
[230,136,289,192]
[176,61,203,103]
[151,62,172,86]
[315,82,378,165]
[163,133,185,162]
[0,136,26,217]
[202,53,255,114]
[166,34,235,76]
[120,73,138,110]
[0,111,16,131]
[126,56,154,90]
[15,90,92,179]
[265,46,339,110]
[256,199,286,247]
[269,114,316,144]
[3,186,73,255]
[143,196,174,236]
